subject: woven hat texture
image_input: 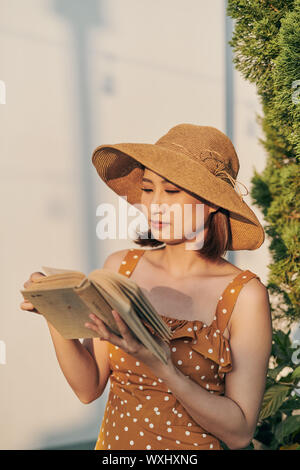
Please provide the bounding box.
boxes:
[92,123,265,250]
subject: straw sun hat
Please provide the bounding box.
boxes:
[92,123,265,251]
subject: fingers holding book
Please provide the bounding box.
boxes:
[84,311,123,345]
[20,271,46,314]
[84,310,135,348]
[84,309,172,375]
[20,300,40,314]
[23,272,45,288]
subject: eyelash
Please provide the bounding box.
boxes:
[141,188,180,193]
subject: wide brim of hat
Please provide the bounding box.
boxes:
[92,142,265,251]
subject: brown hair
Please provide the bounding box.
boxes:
[133,165,232,260]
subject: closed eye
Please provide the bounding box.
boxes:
[141,188,180,193]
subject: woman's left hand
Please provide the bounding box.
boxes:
[84,310,173,377]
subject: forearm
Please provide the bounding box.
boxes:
[158,362,250,450]
[46,320,100,403]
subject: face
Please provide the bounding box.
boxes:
[140,168,218,248]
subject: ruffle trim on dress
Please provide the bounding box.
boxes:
[159,314,233,375]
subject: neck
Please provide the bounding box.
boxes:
[155,242,225,280]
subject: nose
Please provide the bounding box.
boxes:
[145,188,170,220]
[150,203,169,221]
[149,188,160,205]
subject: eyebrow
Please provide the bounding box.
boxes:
[142,177,176,185]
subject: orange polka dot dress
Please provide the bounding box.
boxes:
[94,248,260,450]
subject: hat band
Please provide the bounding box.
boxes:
[213,168,249,201]
[168,141,249,201]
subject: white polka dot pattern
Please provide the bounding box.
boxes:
[94,249,259,450]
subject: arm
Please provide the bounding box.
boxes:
[46,250,130,403]
[46,322,110,404]
[27,250,128,404]
[21,271,104,404]
[157,278,273,450]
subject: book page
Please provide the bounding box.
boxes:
[20,286,100,339]
[41,266,81,276]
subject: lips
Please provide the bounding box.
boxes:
[150,220,170,227]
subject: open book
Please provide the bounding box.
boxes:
[20,266,173,365]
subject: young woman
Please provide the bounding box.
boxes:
[21,124,272,450]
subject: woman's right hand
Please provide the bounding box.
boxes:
[20,271,45,314]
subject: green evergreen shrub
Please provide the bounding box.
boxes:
[227,0,300,449]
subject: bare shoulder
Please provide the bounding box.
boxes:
[229,275,272,335]
[102,248,130,272]
[238,276,270,303]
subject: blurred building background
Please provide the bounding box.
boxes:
[0,0,288,450]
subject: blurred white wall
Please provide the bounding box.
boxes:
[0,0,271,449]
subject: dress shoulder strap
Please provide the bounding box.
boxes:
[118,248,146,278]
[215,269,261,334]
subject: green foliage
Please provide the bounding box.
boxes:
[227,0,300,324]
[221,329,300,450]
[227,0,300,450]
[253,329,300,449]
[227,0,295,100]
